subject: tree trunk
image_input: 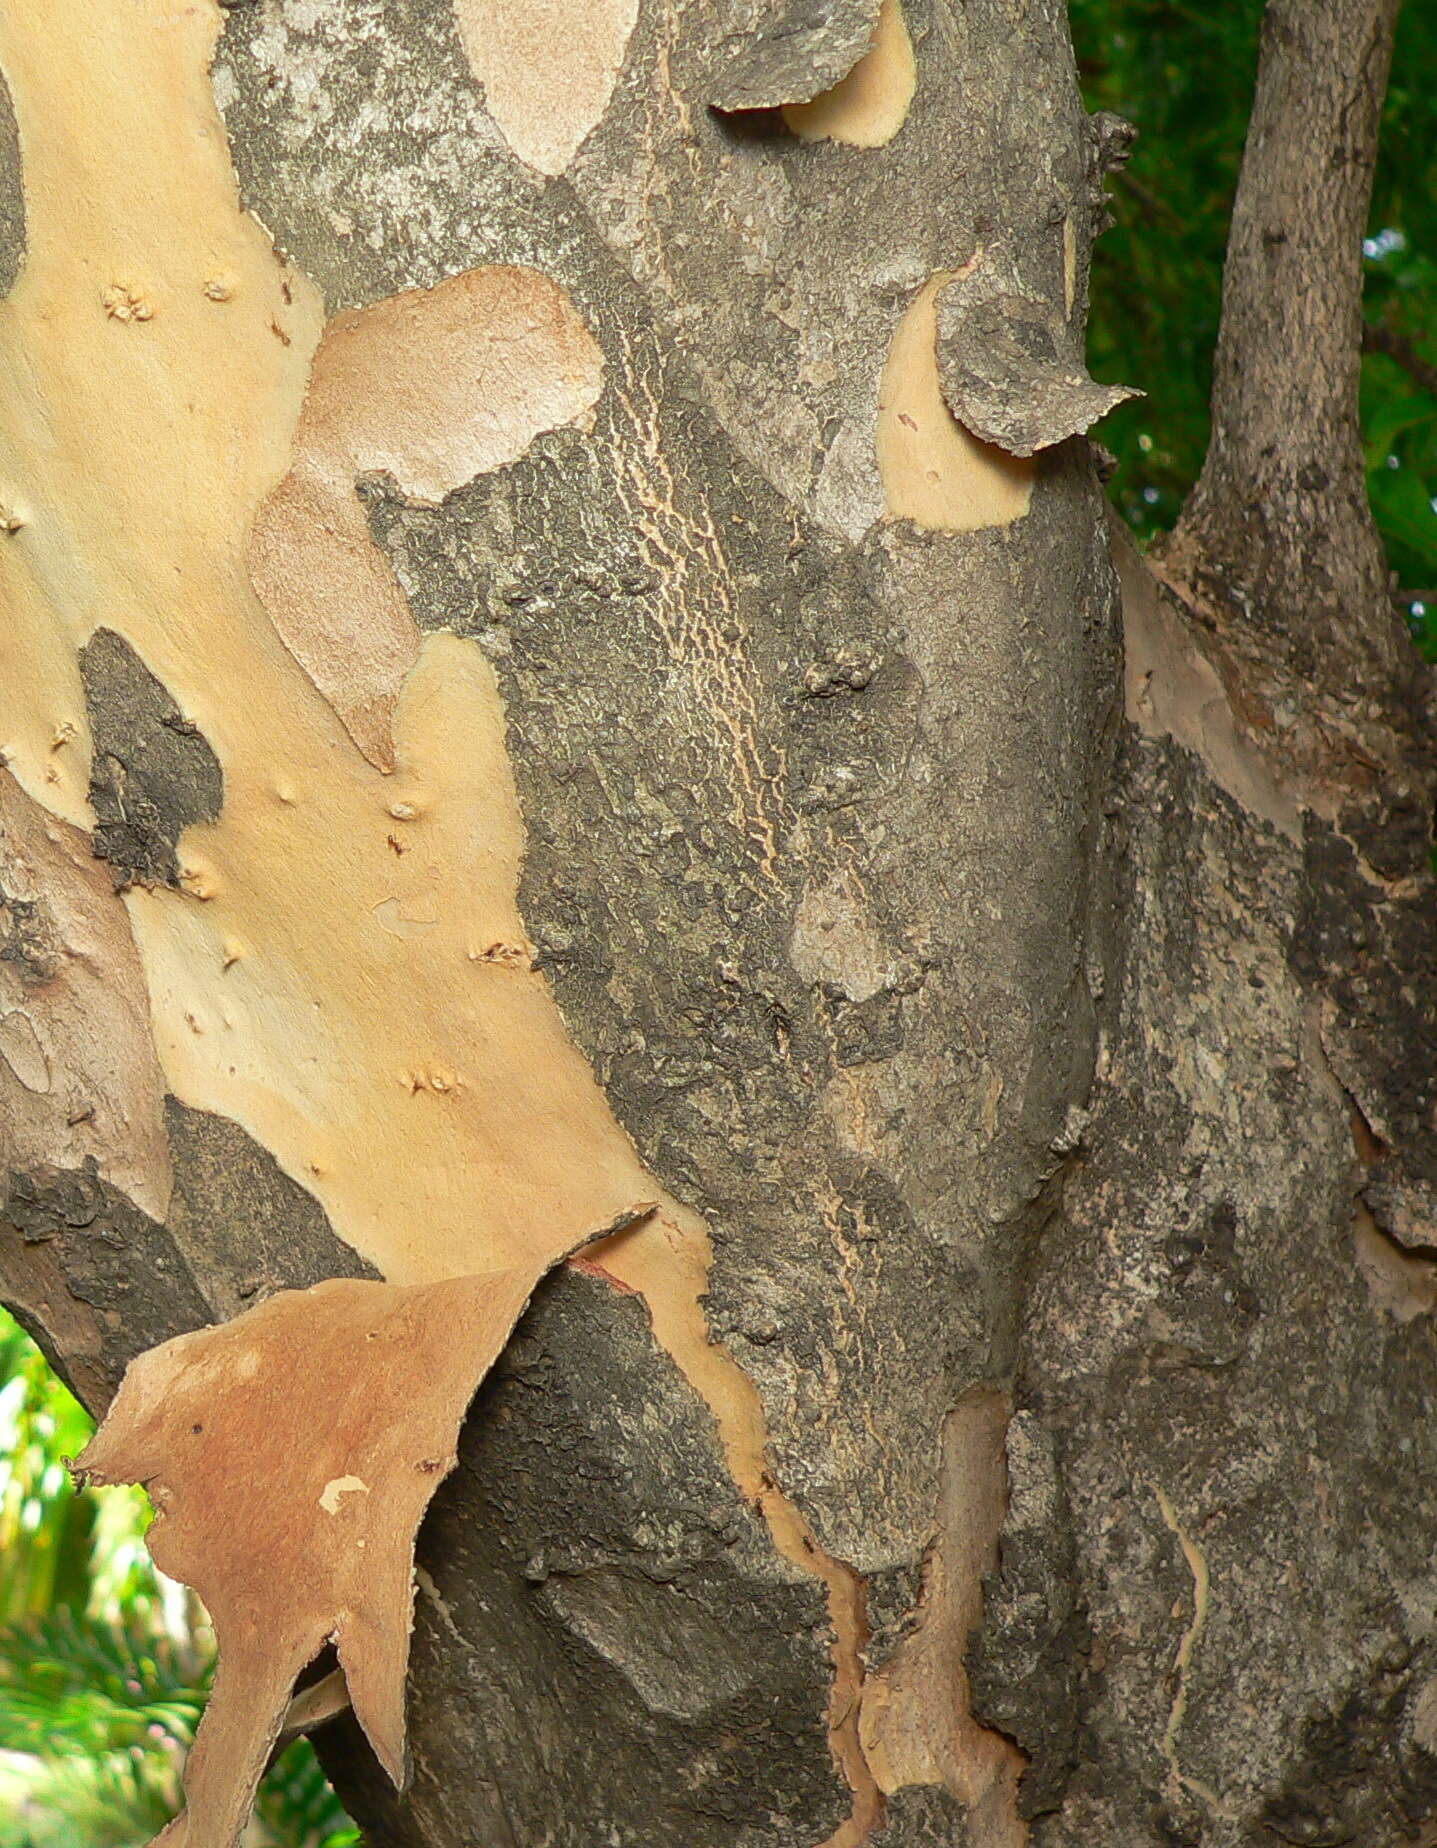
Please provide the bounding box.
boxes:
[0,2,1432,1846]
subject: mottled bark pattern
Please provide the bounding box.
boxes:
[209,4,1112,1840]
[0,1,1432,1845]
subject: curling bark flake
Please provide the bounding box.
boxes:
[76,1270,547,1846]
[250,266,608,770]
[0,774,172,1219]
[781,0,917,149]
[876,270,1035,533]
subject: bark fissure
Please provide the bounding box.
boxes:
[1151,1482,1219,1819]
[858,1390,1028,1847]
[595,1219,885,1844]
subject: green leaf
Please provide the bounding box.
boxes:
[1361,382,1437,472]
[1369,464,1437,570]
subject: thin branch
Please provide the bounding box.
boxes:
[1172,0,1410,698]
[1115,167,1185,230]
[1364,322,1437,400]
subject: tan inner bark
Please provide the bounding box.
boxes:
[877,271,1035,532]
[783,0,917,149]
[452,0,639,176]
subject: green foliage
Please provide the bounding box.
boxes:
[0,1609,197,1848]
[1071,0,1437,657]
[257,1741,363,1848]
[0,1312,103,1624]
[0,1607,208,1759]
[0,1309,358,1848]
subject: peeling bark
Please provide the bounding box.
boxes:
[781,0,916,149]
[691,0,884,112]
[250,264,605,768]
[0,769,173,1219]
[77,1267,562,1847]
[0,0,1432,1845]
[935,257,1137,458]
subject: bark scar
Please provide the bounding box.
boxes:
[1151,1482,1223,1818]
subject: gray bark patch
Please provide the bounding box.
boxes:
[3,1158,211,1390]
[162,1100,379,1321]
[966,1410,1084,1818]
[680,0,882,112]
[80,629,222,891]
[1027,729,1437,1846]
[876,1784,973,1843]
[214,0,548,314]
[0,69,23,296]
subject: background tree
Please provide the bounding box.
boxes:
[0,2,1433,1846]
[1076,0,1437,645]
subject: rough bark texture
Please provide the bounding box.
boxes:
[0,1,1433,1845]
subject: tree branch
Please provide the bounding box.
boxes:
[1172,0,1412,702]
[1364,322,1437,399]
